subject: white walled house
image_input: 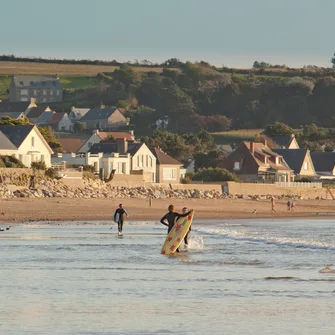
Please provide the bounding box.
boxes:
[0,125,53,167]
[52,152,131,177]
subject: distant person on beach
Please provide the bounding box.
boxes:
[287,201,291,211]
[290,201,296,211]
[182,207,192,248]
[113,204,128,236]
[270,197,276,213]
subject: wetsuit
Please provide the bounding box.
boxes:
[114,208,128,233]
[160,211,191,233]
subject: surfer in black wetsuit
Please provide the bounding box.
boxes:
[160,205,193,252]
[114,204,128,236]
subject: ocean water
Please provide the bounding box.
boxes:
[0,219,334,335]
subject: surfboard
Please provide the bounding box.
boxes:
[161,211,194,255]
[115,212,120,223]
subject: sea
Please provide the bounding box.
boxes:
[0,219,334,335]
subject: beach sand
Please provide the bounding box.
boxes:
[0,197,334,223]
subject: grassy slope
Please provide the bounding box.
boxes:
[211,129,263,144]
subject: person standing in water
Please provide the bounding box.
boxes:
[160,205,193,252]
[270,197,276,213]
[182,207,191,248]
[114,204,128,236]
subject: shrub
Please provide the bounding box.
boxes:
[45,168,57,178]
[191,168,239,182]
[31,161,47,170]
[0,155,25,168]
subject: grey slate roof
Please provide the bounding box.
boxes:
[0,101,31,114]
[0,111,24,119]
[35,111,54,124]
[310,152,335,172]
[26,106,49,119]
[80,108,119,121]
[13,75,62,89]
[272,135,294,148]
[0,131,17,150]
[0,125,34,147]
[273,149,308,174]
[88,141,142,155]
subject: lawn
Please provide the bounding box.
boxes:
[60,76,104,89]
[211,129,263,144]
[0,76,11,100]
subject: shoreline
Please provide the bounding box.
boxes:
[1,198,334,224]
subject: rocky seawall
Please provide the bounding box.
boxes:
[0,178,313,200]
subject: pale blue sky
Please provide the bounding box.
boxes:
[2,0,334,67]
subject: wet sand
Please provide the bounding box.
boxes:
[0,198,334,223]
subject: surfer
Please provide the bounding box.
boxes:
[160,205,193,233]
[182,207,191,248]
[113,204,128,236]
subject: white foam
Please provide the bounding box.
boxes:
[188,235,204,250]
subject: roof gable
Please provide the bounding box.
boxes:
[27,106,49,119]
[0,125,34,147]
[0,131,17,150]
[150,147,181,165]
[310,152,335,172]
[273,149,308,174]
[58,138,85,153]
[49,112,66,125]
[97,131,134,141]
[80,108,119,121]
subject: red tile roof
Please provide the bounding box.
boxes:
[49,112,65,125]
[150,147,181,165]
[97,131,134,141]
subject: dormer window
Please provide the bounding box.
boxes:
[233,162,240,170]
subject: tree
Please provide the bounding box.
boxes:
[129,105,156,130]
[263,122,295,137]
[191,168,239,182]
[193,150,227,171]
[38,126,62,153]
[73,121,86,132]
[0,116,30,126]
[331,53,335,68]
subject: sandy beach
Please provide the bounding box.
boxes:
[0,197,334,223]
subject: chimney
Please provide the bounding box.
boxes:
[250,142,254,154]
[116,138,128,154]
[263,139,268,147]
[93,129,99,134]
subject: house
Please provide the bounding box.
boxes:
[150,147,182,184]
[57,138,85,153]
[88,140,156,182]
[219,141,293,182]
[270,134,300,149]
[0,111,26,120]
[0,98,37,115]
[0,125,53,167]
[78,129,135,153]
[273,149,316,179]
[310,152,335,179]
[80,107,128,130]
[69,107,90,122]
[26,106,52,123]
[9,75,63,103]
[35,111,54,125]
[48,112,72,132]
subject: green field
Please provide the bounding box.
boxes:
[60,76,104,89]
[0,76,11,99]
[211,129,263,144]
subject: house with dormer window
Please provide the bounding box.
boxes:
[219,140,293,182]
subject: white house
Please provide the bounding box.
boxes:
[78,129,135,153]
[88,140,156,182]
[0,125,53,167]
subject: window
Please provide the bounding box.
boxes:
[43,90,47,95]
[146,155,149,167]
[50,90,53,95]
[19,81,24,85]
[137,155,140,167]
[20,97,29,101]
[141,155,144,166]
[233,162,240,170]
[33,89,38,95]
[163,168,177,180]
[41,155,45,162]
[304,161,308,171]
[149,156,152,167]
[43,98,47,102]
[31,137,35,147]
[56,90,60,96]
[20,89,28,95]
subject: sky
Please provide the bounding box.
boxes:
[1,0,334,68]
